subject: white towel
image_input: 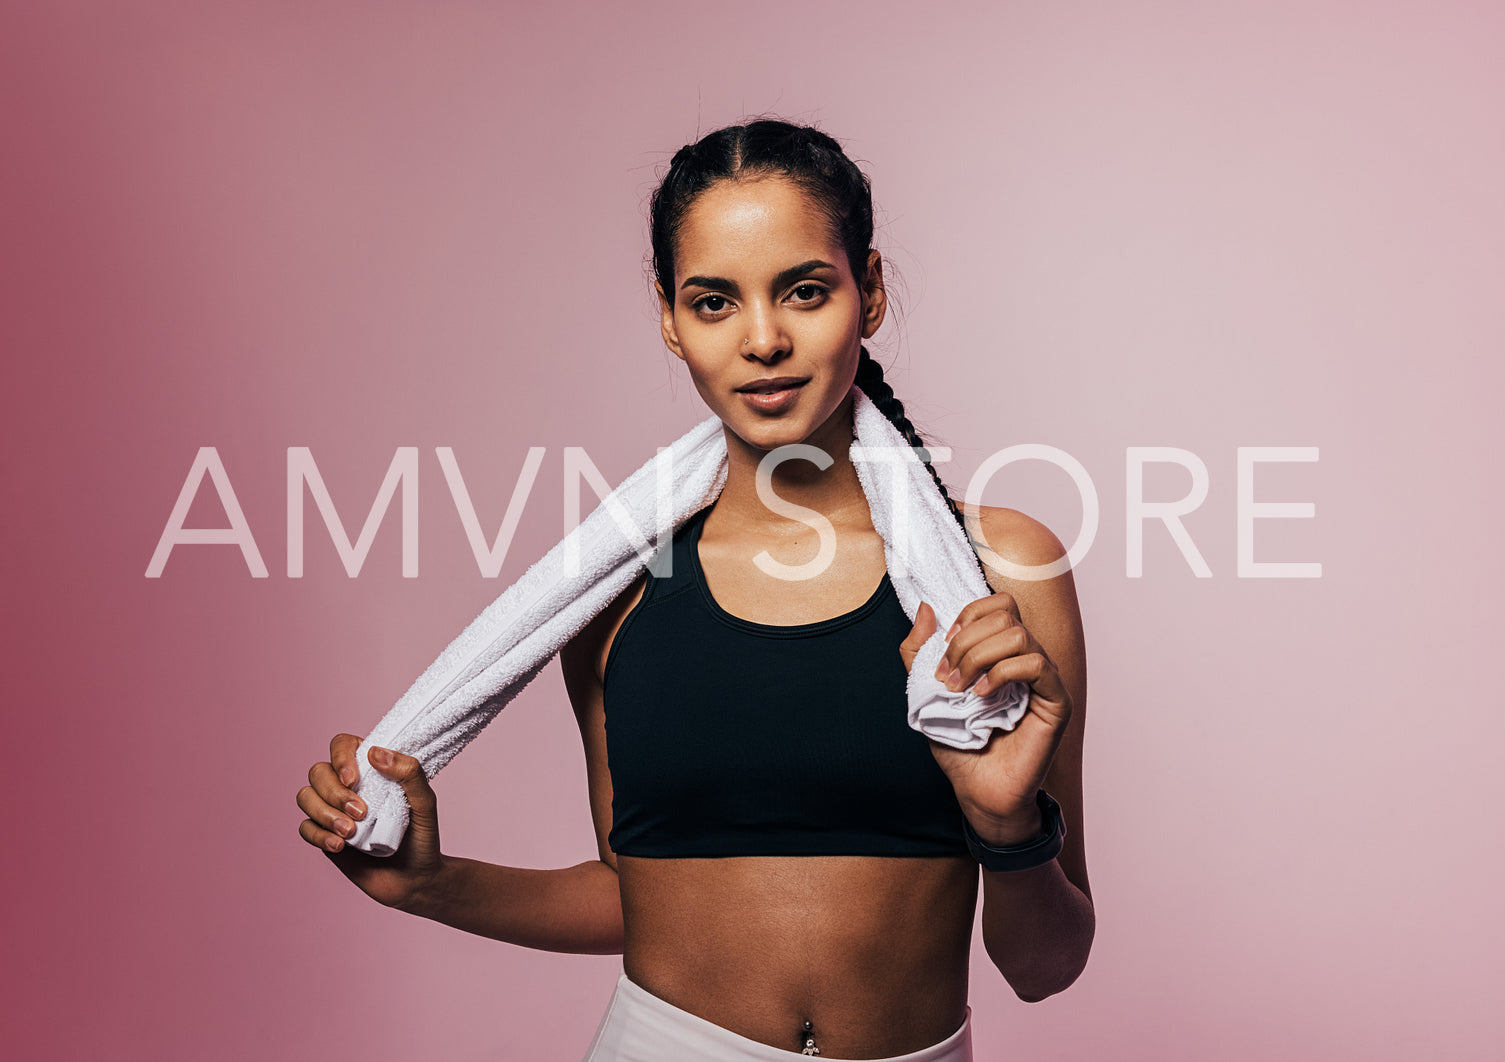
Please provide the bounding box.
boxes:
[348,385,1030,855]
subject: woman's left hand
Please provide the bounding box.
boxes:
[900,594,1074,847]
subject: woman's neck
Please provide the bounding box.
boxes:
[711,395,873,534]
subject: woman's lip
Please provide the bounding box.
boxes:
[739,381,806,413]
[735,376,810,393]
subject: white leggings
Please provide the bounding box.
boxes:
[581,970,974,1062]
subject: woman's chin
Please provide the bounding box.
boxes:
[723,418,817,456]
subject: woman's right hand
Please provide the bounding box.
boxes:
[296,733,445,911]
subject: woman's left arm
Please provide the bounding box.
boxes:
[903,505,1094,1001]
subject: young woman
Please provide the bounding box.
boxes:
[296,119,1094,1061]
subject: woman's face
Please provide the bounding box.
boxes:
[658,175,886,456]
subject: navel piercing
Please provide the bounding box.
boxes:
[800,1019,821,1055]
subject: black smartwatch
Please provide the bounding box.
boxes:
[962,789,1067,872]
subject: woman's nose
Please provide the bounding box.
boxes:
[741,304,789,359]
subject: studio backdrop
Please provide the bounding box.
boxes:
[4,2,1501,1059]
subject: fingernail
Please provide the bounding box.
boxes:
[946,667,962,691]
[344,800,365,820]
[974,675,992,696]
[324,835,344,853]
[333,816,353,836]
[339,766,357,787]
[946,621,960,641]
[934,659,948,682]
[371,747,394,768]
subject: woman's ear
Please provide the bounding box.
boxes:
[655,281,685,361]
[860,250,888,340]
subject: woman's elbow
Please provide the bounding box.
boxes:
[992,909,1096,1002]
[1002,953,1092,1003]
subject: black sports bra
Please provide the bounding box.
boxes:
[601,503,970,858]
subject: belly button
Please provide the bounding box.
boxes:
[799,1019,821,1056]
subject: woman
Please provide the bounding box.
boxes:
[296,119,1094,1061]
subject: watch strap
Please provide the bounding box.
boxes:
[962,789,1066,872]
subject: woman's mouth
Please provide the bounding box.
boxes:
[735,376,809,414]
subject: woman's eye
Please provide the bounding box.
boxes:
[789,283,826,304]
[695,294,729,314]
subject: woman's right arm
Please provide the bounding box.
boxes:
[295,583,640,956]
[296,733,624,954]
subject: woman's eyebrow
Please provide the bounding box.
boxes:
[680,259,838,294]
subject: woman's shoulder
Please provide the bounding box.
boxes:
[960,503,1077,609]
[964,504,1086,671]
[966,504,1068,572]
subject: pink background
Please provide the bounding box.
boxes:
[4,2,1502,1059]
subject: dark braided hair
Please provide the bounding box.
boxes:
[648,118,972,537]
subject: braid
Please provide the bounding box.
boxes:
[854,346,972,540]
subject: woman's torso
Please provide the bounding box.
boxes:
[594,502,979,1057]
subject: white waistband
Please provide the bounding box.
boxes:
[581,970,974,1062]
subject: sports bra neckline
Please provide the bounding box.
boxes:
[687,503,894,638]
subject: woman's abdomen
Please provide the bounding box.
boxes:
[617,854,977,1058]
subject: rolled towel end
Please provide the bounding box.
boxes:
[346,764,411,857]
[907,632,1032,749]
